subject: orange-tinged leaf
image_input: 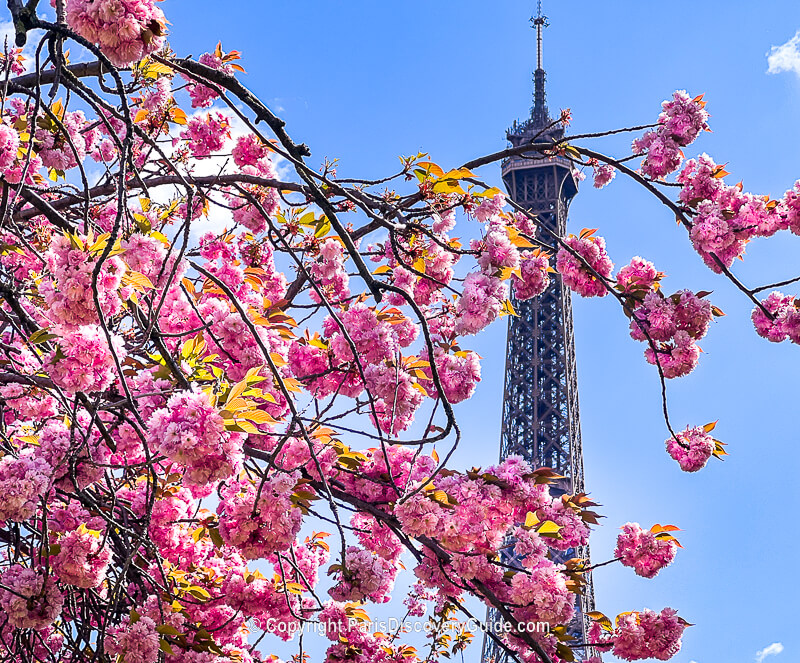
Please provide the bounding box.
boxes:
[650,523,681,533]
[122,270,155,291]
[415,161,444,178]
[506,226,535,248]
[499,299,518,318]
[440,167,475,180]
[224,397,249,412]
[240,409,277,425]
[170,107,187,125]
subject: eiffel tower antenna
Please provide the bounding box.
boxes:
[530,2,550,126]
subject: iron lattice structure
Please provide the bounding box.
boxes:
[480,7,599,663]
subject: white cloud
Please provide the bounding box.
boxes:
[767,31,800,77]
[0,19,43,73]
[756,642,784,663]
[0,20,15,48]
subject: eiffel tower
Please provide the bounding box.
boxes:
[480,3,598,661]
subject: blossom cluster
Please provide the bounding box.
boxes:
[666,425,716,472]
[612,254,715,379]
[612,608,688,661]
[615,523,678,578]
[146,389,244,492]
[556,232,614,298]
[751,291,800,344]
[217,474,303,559]
[633,90,709,179]
[65,0,167,66]
[677,154,800,272]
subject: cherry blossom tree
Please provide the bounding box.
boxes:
[0,1,797,662]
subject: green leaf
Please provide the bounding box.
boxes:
[28,329,58,345]
[209,526,224,549]
[314,218,332,238]
[156,624,181,636]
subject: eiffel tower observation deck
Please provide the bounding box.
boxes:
[480,4,599,662]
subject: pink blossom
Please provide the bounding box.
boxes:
[0,450,52,522]
[329,545,397,603]
[2,151,42,184]
[218,474,303,559]
[633,131,683,179]
[45,325,125,394]
[535,499,590,551]
[65,0,167,67]
[180,112,230,157]
[658,90,709,147]
[36,109,93,171]
[364,362,424,434]
[473,193,505,222]
[48,501,105,534]
[146,388,244,489]
[592,163,616,188]
[474,223,520,274]
[783,180,800,236]
[631,290,711,343]
[340,445,435,504]
[419,346,481,404]
[677,154,727,207]
[613,608,687,661]
[630,290,713,378]
[183,50,236,108]
[122,233,183,289]
[752,291,800,343]
[616,257,660,295]
[633,91,709,180]
[51,525,112,588]
[455,272,508,335]
[667,425,715,472]
[0,123,20,174]
[0,383,57,420]
[513,251,551,301]
[352,512,403,562]
[40,233,126,328]
[556,233,614,298]
[36,417,108,490]
[644,330,701,378]
[104,613,160,663]
[232,132,270,167]
[140,76,172,112]
[615,522,678,578]
[324,302,417,366]
[0,565,63,630]
[309,238,351,303]
[0,48,25,76]
[225,161,281,234]
[432,208,456,235]
[509,562,575,628]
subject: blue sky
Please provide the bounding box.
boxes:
[158,3,800,662]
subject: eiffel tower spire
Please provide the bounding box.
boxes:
[531,0,549,127]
